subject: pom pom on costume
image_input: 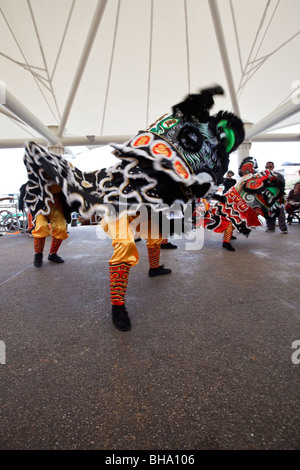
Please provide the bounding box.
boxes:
[171,85,225,121]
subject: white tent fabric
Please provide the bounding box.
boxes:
[0,0,300,153]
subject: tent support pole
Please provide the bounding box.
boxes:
[57,0,108,137]
[245,98,300,140]
[252,133,300,142]
[0,88,58,145]
[0,134,131,149]
[208,0,240,117]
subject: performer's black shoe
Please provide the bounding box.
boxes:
[48,253,65,263]
[160,242,177,249]
[222,242,235,251]
[149,265,172,277]
[34,253,43,268]
[112,305,131,331]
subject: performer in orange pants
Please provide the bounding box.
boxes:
[31,182,68,268]
[101,213,171,331]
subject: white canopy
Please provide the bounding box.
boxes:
[1,0,300,155]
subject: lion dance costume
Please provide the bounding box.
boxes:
[193,157,285,251]
[23,85,247,330]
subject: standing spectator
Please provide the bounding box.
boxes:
[264,161,288,233]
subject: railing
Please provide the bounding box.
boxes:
[0,195,31,236]
[0,193,102,236]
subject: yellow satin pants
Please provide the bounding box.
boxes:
[32,198,68,240]
[101,214,163,267]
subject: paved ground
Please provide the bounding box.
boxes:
[0,221,299,450]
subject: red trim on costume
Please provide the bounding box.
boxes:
[147,245,161,269]
[226,187,261,227]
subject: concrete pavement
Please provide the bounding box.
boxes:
[0,221,299,450]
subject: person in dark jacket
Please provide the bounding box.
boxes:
[264,162,288,233]
[222,171,236,194]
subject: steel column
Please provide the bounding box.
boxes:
[208,0,241,116]
[252,133,300,142]
[1,89,58,144]
[57,0,108,137]
[0,134,131,149]
[246,99,300,140]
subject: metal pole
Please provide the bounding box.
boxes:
[1,89,58,144]
[0,106,23,123]
[237,121,252,166]
[245,99,300,140]
[0,138,48,148]
[0,134,131,148]
[208,0,241,117]
[57,0,108,137]
[252,133,300,142]
[60,135,130,146]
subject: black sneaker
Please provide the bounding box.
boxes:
[149,265,172,277]
[160,242,177,249]
[112,305,131,331]
[48,253,64,263]
[222,242,235,251]
[34,253,43,268]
